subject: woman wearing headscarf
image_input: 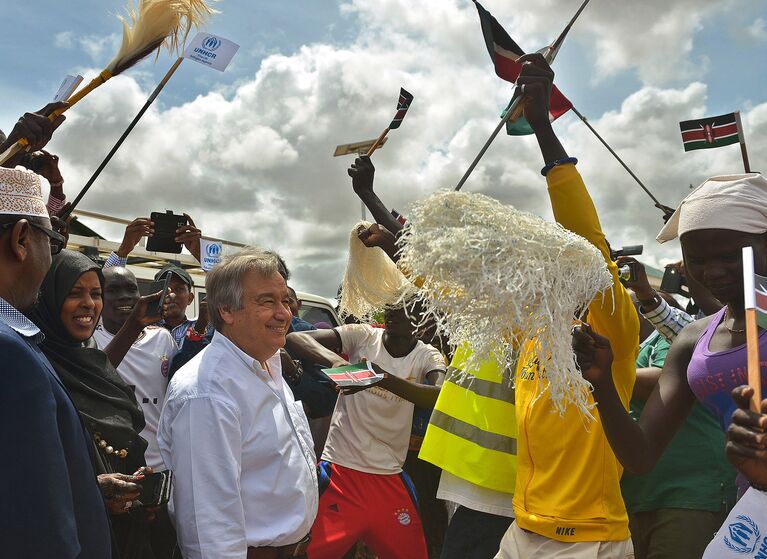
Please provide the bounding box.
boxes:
[28,249,165,559]
[573,173,767,496]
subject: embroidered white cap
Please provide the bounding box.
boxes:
[0,168,48,218]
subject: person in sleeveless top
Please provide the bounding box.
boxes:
[572,173,767,496]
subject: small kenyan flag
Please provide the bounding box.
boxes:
[389,88,414,130]
[679,112,741,152]
[755,273,767,330]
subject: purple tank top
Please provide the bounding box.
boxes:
[688,306,767,432]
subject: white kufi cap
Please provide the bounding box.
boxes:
[0,168,47,218]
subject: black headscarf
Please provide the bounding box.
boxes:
[28,249,147,473]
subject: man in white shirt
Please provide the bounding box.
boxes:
[158,248,318,559]
[285,305,446,559]
[93,267,178,470]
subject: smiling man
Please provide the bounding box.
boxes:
[158,247,318,559]
[92,267,178,470]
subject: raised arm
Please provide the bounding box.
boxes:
[348,156,404,235]
[519,53,638,362]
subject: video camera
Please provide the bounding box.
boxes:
[610,245,643,260]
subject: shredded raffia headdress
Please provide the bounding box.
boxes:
[338,221,416,321]
[397,190,613,417]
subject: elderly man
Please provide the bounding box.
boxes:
[158,248,318,559]
[0,167,112,557]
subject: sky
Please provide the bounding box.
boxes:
[1,0,767,297]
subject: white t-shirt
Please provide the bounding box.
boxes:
[93,323,178,469]
[321,324,446,475]
[437,472,515,517]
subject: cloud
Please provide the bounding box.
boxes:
[44,0,766,298]
[54,31,120,63]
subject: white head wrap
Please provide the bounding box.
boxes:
[657,173,767,243]
[0,168,47,218]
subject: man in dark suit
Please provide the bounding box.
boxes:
[0,157,113,557]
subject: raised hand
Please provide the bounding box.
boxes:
[1,102,68,166]
[615,256,654,301]
[348,156,375,197]
[515,52,555,133]
[117,218,154,258]
[177,214,202,262]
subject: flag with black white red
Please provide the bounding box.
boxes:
[754,273,767,330]
[473,0,573,135]
[389,88,414,130]
[679,112,741,152]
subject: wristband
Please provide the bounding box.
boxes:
[541,157,578,177]
[638,294,661,310]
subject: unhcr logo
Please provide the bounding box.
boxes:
[193,36,220,59]
[206,242,221,258]
[724,515,760,554]
[203,36,221,51]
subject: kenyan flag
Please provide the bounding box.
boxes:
[680,112,741,152]
[755,273,767,330]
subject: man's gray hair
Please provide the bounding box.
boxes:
[205,247,280,330]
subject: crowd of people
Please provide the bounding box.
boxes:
[1,53,767,559]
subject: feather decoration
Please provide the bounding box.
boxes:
[397,190,613,418]
[0,0,215,165]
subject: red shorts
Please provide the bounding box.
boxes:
[308,461,428,559]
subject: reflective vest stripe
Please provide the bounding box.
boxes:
[445,366,515,403]
[429,409,517,454]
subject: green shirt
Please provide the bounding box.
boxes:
[621,332,737,513]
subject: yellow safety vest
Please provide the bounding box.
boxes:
[418,345,518,494]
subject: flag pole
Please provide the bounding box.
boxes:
[366,127,390,157]
[735,111,751,173]
[454,0,592,191]
[743,246,762,411]
[61,57,185,219]
[570,105,674,217]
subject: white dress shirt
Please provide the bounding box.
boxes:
[158,331,318,559]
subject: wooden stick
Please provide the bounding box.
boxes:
[366,128,390,157]
[61,58,185,218]
[735,111,751,173]
[745,308,762,410]
[454,95,522,191]
[570,105,671,213]
[743,246,762,411]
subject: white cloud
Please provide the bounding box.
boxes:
[53,31,120,63]
[43,0,767,297]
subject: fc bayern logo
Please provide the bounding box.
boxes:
[395,508,411,526]
[202,36,221,51]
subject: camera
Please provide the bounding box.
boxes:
[610,244,643,260]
